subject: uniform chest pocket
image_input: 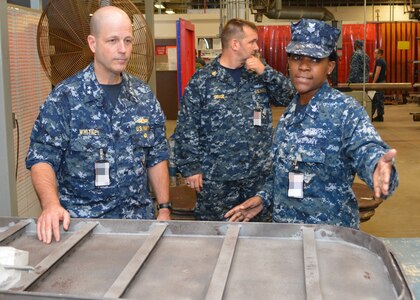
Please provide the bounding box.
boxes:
[67,136,109,174]
[129,128,158,171]
[298,149,326,184]
[131,127,156,148]
[251,86,268,99]
[300,149,326,164]
[204,97,232,112]
[70,135,108,154]
[202,99,235,131]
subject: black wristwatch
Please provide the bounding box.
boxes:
[157,202,172,211]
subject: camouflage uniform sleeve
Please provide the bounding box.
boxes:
[255,119,283,208]
[261,65,295,106]
[364,55,371,82]
[342,101,398,198]
[256,173,274,209]
[145,91,169,168]
[348,52,363,83]
[173,74,203,177]
[26,94,70,173]
[347,54,357,83]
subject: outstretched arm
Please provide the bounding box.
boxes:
[373,149,397,198]
[224,196,263,222]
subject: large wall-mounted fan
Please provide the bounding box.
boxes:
[37,0,154,86]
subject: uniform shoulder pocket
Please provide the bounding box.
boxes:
[132,124,157,147]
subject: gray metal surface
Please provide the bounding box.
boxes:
[0,217,414,300]
[15,222,98,291]
[205,224,240,300]
[104,223,168,298]
[302,226,322,300]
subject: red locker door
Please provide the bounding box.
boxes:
[176,18,196,105]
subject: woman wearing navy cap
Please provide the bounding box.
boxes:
[225,19,398,229]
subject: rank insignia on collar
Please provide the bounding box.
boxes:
[212,71,217,76]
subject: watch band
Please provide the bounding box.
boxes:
[157,202,172,210]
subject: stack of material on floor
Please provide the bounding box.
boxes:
[169,185,196,220]
[409,112,420,121]
[352,182,384,222]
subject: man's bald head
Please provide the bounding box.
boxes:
[90,6,131,36]
[87,6,134,83]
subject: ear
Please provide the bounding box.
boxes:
[231,38,240,51]
[87,35,96,53]
[327,61,336,75]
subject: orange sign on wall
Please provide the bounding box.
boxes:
[155,46,167,56]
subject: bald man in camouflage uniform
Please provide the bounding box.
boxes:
[226,19,398,229]
[348,39,370,83]
[26,6,170,244]
[174,19,295,221]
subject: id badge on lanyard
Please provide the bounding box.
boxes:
[254,105,262,126]
[95,148,110,187]
[288,157,304,199]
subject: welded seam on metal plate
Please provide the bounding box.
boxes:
[15,221,98,291]
[205,225,241,300]
[0,219,32,243]
[104,223,168,299]
[302,226,323,300]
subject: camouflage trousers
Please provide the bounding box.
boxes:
[195,175,272,222]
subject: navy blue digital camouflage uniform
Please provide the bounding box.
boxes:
[174,56,295,221]
[258,83,398,228]
[26,63,169,219]
[256,19,398,229]
[348,40,370,83]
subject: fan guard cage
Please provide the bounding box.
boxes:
[37,0,154,86]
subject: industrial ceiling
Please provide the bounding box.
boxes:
[133,0,407,15]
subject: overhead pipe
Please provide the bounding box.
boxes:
[265,6,335,21]
[337,83,412,90]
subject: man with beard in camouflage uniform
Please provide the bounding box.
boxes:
[225,19,398,229]
[26,6,171,244]
[348,39,370,83]
[174,18,295,221]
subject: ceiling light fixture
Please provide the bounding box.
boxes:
[165,8,175,14]
[154,3,165,9]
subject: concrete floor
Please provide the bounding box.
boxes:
[357,103,420,237]
[166,103,420,238]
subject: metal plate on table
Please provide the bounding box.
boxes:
[0,217,414,300]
